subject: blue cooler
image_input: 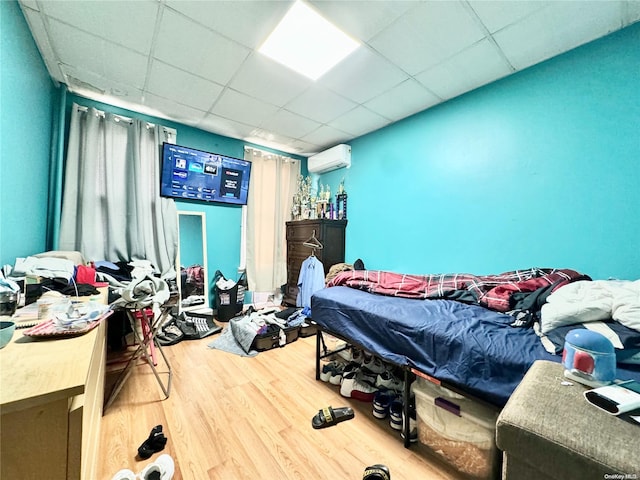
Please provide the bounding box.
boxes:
[562,329,616,387]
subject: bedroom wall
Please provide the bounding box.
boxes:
[321,22,639,281]
[0,0,56,267]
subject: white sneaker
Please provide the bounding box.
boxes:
[111,469,136,480]
[362,355,385,374]
[376,371,404,392]
[340,371,378,401]
[139,454,175,480]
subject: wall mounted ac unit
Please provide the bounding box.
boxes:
[307,144,351,174]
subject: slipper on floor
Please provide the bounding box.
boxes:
[311,406,355,429]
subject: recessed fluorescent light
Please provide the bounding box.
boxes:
[258,1,360,81]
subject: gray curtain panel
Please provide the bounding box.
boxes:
[59,104,178,278]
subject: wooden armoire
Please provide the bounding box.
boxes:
[284,219,347,306]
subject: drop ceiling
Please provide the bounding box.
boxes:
[18,0,640,156]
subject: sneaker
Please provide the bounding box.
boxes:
[319,361,345,385]
[156,321,184,346]
[401,409,418,443]
[362,355,385,374]
[340,371,378,402]
[376,370,404,392]
[372,390,395,419]
[139,453,175,480]
[111,469,136,480]
[356,366,378,387]
[349,348,365,364]
[338,347,366,364]
[389,399,403,430]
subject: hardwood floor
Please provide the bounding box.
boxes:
[98,332,467,480]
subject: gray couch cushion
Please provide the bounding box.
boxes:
[496,360,639,480]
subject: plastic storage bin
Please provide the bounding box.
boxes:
[413,378,499,480]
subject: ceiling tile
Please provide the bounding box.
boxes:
[301,125,351,149]
[211,88,279,126]
[318,47,408,104]
[494,2,628,70]
[289,138,322,155]
[328,106,391,136]
[154,8,250,86]
[468,1,550,34]
[101,44,148,90]
[143,93,207,126]
[228,53,312,107]
[40,0,158,55]
[260,109,321,139]
[19,0,39,11]
[365,79,441,122]
[165,0,291,49]
[61,64,143,100]
[198,113,256,141]
[20,8,64,83]
[369,1,486,75]
[245,129,301,154]
[47,18,106,77]
[626,1,640,24]
[285,85,357,124]
[147,60,223,112]
[415,39,513,100]
[48,18,147,91]
[310,1,415,42]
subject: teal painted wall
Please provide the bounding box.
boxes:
[320,23,640,281]
[0,0,56,266]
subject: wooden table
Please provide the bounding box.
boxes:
[0,316,107,480]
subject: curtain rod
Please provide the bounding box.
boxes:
[244,145,298,162]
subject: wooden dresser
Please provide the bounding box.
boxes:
[0,318,107,480]
[284,219,347,306]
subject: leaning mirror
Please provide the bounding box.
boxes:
[176,211,208,313]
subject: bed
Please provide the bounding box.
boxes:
[310,269,640,446]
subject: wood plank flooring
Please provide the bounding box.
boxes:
[98,332,466,480]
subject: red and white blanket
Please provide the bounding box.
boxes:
[327,268,588,312]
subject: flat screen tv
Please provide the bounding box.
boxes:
[160,143,251,205]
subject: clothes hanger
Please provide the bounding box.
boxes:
[303,230,324,256]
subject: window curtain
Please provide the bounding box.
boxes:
[244,147,299,292]
[59,104,178,278]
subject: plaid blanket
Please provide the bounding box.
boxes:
[326,268,588,312]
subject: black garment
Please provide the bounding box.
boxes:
[508,282,561,328]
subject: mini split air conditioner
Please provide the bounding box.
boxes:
[307,144,351,174]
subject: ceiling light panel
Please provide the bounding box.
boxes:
[166,0,290,50]
[258,1,360,80]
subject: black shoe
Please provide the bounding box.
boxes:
[137,425,167,459]
[363,464,390,480]
[156,321,185,346]
[354,259,365,270]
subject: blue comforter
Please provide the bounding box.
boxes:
[311,286,640,406]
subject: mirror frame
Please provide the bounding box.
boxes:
[176,210,209,313]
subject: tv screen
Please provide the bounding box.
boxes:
[160,143,251,205]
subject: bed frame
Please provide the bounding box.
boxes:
[314,326,501,449]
